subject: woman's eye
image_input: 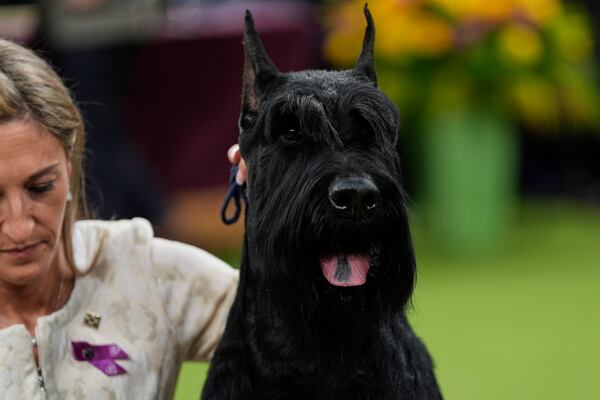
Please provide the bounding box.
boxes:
[28,182,55,195]
[281,127,302,144]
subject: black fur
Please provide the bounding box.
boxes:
[203,6,443,399]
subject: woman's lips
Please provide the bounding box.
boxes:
[0,242,44,259]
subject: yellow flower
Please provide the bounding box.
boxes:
[428,0,562,24]
[412,12,454,55]
[323,30,364,67]
[510,76,559,128]
[374,5,453,58]
[324,1,453,63]
[498,23,543,66]
[515,0,562,25]
[427,0,516,23]
[371,4,412,59]
[322,1,365,66]
[555,65,600,127]
[551,11,594,64]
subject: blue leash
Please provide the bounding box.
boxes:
[221,165,247,225]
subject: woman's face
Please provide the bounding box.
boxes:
[0,120,71,287]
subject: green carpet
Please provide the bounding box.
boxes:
[174,202,600,399]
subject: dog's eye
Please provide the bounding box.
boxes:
[280,127,302,145]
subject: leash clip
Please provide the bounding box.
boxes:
[221,165,247,225]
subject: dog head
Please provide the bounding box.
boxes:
[238,6,415,313]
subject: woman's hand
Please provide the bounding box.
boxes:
[227,144,247,185]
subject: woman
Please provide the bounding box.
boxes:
[0,38,240,399]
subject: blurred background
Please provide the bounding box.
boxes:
[1,0,599,398]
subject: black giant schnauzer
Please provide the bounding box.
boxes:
[203,6,443,399]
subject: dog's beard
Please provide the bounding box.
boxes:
[250,170,414,311]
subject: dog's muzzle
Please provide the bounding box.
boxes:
[321,175,379,287]
[328,175,379,219]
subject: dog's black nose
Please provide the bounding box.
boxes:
[328,176,380,218]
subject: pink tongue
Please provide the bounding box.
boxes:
[319,255,371,287]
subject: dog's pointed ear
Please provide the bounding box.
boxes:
[354,4,377,85]
[240,10,280,131]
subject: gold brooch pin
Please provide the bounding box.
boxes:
[83,311,102,329]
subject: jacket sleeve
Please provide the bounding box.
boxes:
[148,237,239,362]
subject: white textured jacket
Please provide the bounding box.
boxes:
[0,218,239,399]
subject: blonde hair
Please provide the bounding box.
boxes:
[0,38,88,268]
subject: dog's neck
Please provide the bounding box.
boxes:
[239,233,389,367]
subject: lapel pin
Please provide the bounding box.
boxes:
[83,311,102,329]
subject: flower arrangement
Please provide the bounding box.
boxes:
[323,0,600,131]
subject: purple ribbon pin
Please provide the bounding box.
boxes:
[72,341,129,376]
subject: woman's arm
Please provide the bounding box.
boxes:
[149,238,239,361]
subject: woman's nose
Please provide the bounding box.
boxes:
[1,193,35,243]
